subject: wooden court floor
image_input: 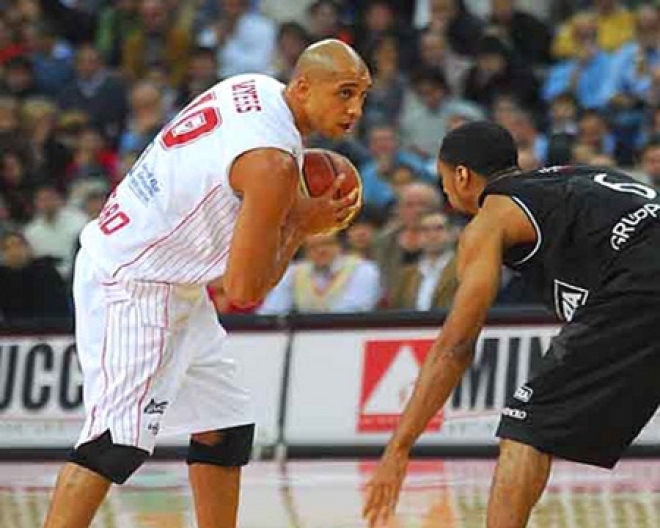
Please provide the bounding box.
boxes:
[0,458,658,527]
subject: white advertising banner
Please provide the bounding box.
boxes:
[0,333,287,448]
[284,325,660,446]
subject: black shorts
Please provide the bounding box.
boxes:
[497,297,660,469]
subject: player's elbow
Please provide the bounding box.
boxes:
[223,276,267,308]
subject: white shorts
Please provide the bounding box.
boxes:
[73,248,255,453]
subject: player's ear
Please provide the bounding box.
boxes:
[292,76,312,102]
[455,165,470,189]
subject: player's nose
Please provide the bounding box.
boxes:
[347,99,363,120]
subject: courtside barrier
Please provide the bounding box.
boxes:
[2,307,660,459]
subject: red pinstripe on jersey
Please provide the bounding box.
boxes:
[111,186,240,284]
[134,283,170,445]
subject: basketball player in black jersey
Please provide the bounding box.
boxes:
[363,121,660,527]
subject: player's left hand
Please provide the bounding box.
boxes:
[362,448,409,528]
[290,174,360,235]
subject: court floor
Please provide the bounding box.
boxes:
[1,458,659,527]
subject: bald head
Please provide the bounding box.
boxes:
[292,39,368,81]
[284,39,371,138]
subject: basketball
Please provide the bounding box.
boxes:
[301,148,362,231]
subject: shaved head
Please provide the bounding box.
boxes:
[292,39,369,81]
[284,39,371,138]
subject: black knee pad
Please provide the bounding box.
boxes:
[69,430,150,484]
[186,424,255,467]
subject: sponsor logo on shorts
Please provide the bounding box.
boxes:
[502,407,527,420]
[144,399,168,415]
[514,385,533,403]
[610,203,660,251]
[553,280,589,322]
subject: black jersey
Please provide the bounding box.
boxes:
[480,165,660,321]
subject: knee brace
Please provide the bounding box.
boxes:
[69,430,150,484]
[186,423,255,467]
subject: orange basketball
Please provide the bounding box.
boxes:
[301,148,362,231]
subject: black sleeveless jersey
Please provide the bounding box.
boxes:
[479,165,660,321]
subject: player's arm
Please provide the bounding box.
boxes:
[384,202,506,453]
[224,149,357,307]
[224,149,303,307]
[363,194,538,525]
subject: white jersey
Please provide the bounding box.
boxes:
[80,74,303,285]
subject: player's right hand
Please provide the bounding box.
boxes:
[290,174,360,235]
[362,448,409,527]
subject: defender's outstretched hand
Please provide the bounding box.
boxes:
[362,448,409,527]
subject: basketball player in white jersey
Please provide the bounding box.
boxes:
[43,39,371,528]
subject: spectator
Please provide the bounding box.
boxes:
[122,0,192,87]
[604,5,660,163]
[547,92,579,136]
[497,108,548,166]
[0,15,27,66]
[575,109,617,159]
[23,183,87,279]
[345,206,383,260]
[21,96,71,190]
[0,150,35,224]
[65,126,119,186]
[258,232,381,314]
[354,0,413,64]
[0,55,42,100]
[175,46,220,107]
[36,0,97,45]
[118,80,166,156]
[350,0,418,30]
[22,20,74,96]
[142,64,177,117]
[639,139,660,189]
[361,34,406,134]
[0,230,70,323]
[306,0,353,44]
[0,193,19,236]
[552,0,634,60]
[95,0,140,67]
[415,28,471,96]
[360,123,436,210]
[373,181,443,296]
[543,13,615,110]
[462,33,541,114]
[399,68,484,159]
[272,22,310,83]
[389,209,458,310]
[58,44,128,148]
[606,5,660,106]
[0,96,26,154]
[487,0,553,66]
[423,0,484,57]
[197,0,276,78]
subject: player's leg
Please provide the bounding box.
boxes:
[187,425,255,528]
[44,260,178,527]
[490,302,660,527]
[162,293,256,528]
[44,464,111,528]
[486,439,551,528]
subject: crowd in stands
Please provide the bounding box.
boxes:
[1,0,660,322]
